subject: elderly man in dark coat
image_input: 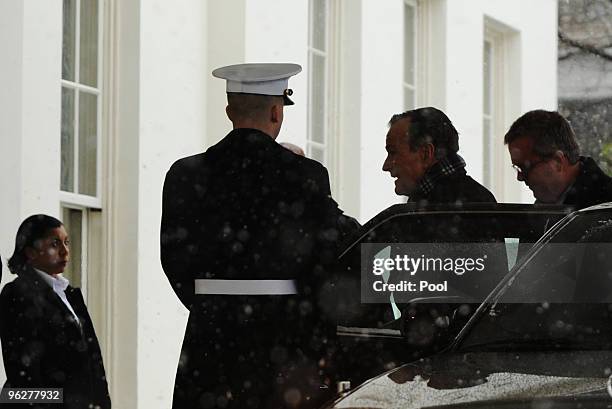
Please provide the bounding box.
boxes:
[161,63,354,409]
[505,109,612,210]
[382,107,497,205]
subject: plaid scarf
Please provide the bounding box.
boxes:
[414,153,467,197]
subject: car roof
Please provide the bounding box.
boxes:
[576,201,612,213]
[339,203,574,259]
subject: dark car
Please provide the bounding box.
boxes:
[327,203,612,408]
[332,203,573,386]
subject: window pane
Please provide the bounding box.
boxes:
[404,4,416,85]
[61,87,75,192]
[311,0,326,51]
[404,87,415,110]
[62,0,76,81]
[80,0,99,87]
[309,144,326,165]
[483,117,492,187]
[62,207,83,288]
[310,53,326,144]
[78,92,98,196]
[483,41,492,115]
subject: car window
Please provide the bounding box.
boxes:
[458,209,612,352]
[336,204,572,329]
[504,237,520,270]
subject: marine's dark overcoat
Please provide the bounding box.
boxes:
[0,268,111,409]
[161,128,345,408]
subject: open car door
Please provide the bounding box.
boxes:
[332,203,573,386]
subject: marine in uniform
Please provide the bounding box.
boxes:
[161,63,350,408]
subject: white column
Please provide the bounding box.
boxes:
[206,0,246,147]
[0,0,62,257]
[0,0,62,383]
[109,0,140,407]
[337,0,363,219]
[137,0,208,407]
[0,0,25,266]
[360,0,405,221]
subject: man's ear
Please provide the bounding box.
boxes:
[270,103,281,124]
[419,143,436,164]
[553,150,567,170]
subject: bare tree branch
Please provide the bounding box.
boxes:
[559,31,612,61]
[559,50,580,61]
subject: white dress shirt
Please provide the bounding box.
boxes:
[34,268,80,324]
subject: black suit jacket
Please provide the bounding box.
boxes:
[0,268,110,409]
[564,156,612,210]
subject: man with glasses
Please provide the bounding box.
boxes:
[505,109,612,209]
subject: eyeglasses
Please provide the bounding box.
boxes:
[511,158,550,180]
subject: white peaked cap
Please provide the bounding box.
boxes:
[212,63,302,105]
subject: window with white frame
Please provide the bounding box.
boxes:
[482,20,520,201]
[308,0,342,195]
[404,0,417,110]
[482,38,494,188]
[62,206,86,289]
[61,0,103,294]
[307,0,330,166]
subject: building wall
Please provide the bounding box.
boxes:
[0,0,62,257]
[0,0,62,387]
[336,1,363,219]
[245,0,310,150]
[136,1,208,407]
[446,0,558,203]
[359,0,406,221]
[206,0,246,147]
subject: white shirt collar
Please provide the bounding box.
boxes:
[34,268,70,292]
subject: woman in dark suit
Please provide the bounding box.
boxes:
[0,214,111,409]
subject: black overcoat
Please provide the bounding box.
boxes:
[410,170,497,205]
[0,268,111,409]
[563,156,612,210]
[161,128,346,408]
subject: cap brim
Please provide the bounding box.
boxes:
[227,92,295,105]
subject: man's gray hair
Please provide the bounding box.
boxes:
[388,107,459,160]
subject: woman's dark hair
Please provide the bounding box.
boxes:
[7,214,63,274]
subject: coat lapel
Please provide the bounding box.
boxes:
[21,267,83,334]
[66,287,88,328]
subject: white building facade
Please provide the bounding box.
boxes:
[0,1,557,408]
